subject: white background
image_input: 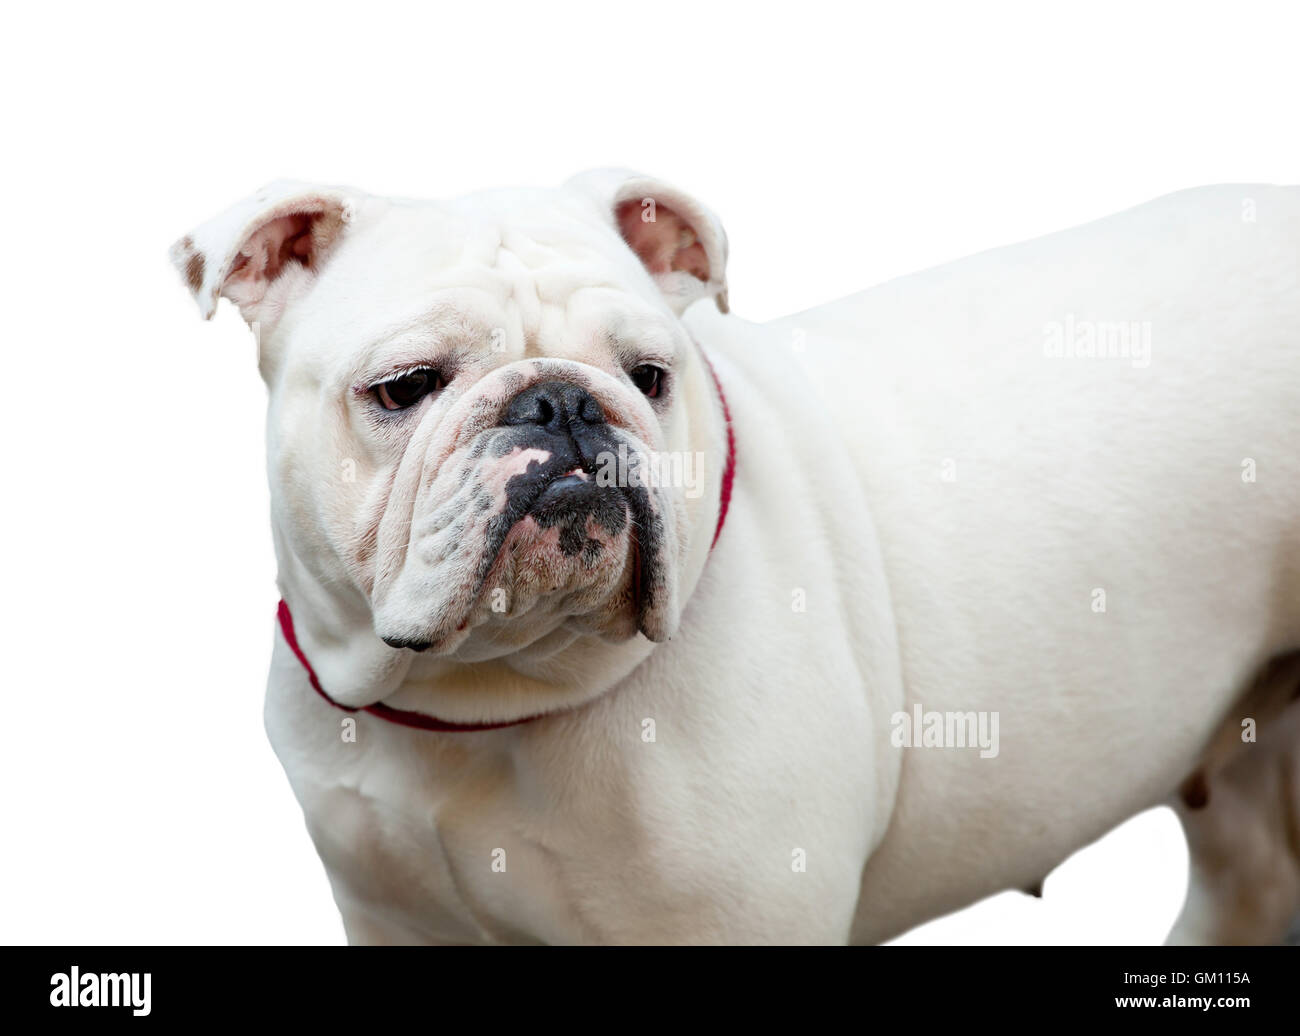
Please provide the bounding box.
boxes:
[2,0,1294,944]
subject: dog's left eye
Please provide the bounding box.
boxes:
[630,364,665,398]
[373,369,445,410]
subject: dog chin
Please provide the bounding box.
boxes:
[385,508,643,657]
[481,510,639,627]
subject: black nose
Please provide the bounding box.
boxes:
[503,380,606,432]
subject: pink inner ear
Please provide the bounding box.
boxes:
[615,199,710,282]
[230,212,317,284]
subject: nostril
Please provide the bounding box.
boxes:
[503,380,605,430]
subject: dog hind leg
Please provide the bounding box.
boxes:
[1167,655,1300,945]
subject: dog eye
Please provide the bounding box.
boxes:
[373,369,445,410]
[629,364,664,398]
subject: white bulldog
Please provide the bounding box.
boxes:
[172,173,1300,944]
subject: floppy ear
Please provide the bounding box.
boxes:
[566,169,729,315]
[169,180,356,323]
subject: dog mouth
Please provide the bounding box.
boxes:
[529,471,629,552]
[472,451,652,618]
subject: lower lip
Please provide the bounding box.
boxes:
[539,474,590,498]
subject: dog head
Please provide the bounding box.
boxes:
[172,171,731,716]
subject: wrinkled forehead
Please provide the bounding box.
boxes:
[285,187,680,369]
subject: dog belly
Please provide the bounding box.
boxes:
[753,183,1300,940]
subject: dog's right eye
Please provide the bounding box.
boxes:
[373,369,445,411]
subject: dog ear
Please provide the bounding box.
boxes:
[170,180,356,324]
[566,169,729,315]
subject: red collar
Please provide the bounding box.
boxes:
[280,353,736,733]
[277,600,530,732]
[702,352,735,550]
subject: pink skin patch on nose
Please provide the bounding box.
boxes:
[481,446,553,511]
